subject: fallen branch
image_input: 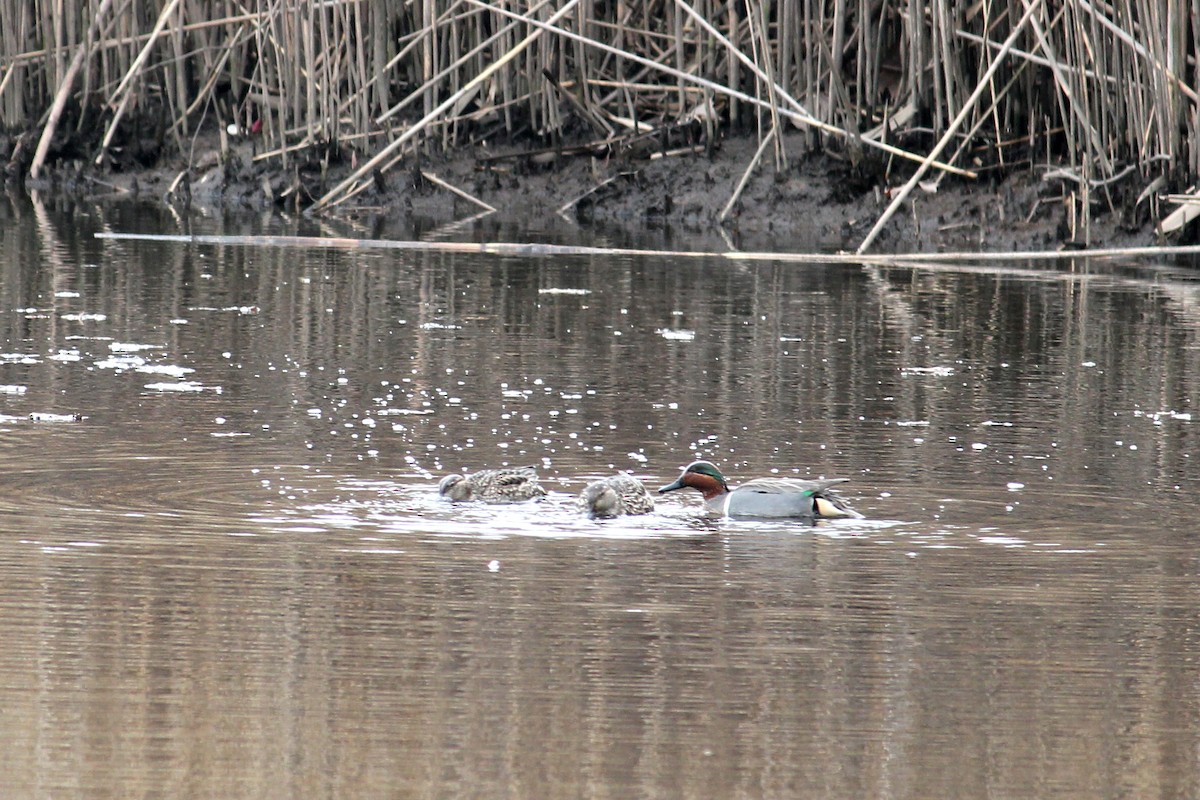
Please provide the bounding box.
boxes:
[95,230,1200,266]
[649,144,707,159]
[556,170,638,216]
[1043,162,1151,189]
[1159,190,1200,234]
[420,170,496,212]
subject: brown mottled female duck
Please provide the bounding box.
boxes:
[579,473,654,519]
[438,466,547,503]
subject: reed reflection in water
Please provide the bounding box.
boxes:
[0,197,1198,798]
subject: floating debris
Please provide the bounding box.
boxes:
[110,342,161,353]
[136,364,195,378]
[0,384,27,394]
[538,288,591,295]
[95,355,146,371]
[144,381,206,392]
[187,305,260,315]
[61,312,107,322]
[656,328,696,341]
[0,412,83,423]
[901,366,955,377]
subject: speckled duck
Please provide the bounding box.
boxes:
[438,466,547,503]
[579,474,655,518]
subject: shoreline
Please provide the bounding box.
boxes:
[19,128,1172,255]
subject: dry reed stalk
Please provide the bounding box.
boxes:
[261,0,289,167]
[252,128,385,163]
[376,0,550,125]
[719,125,774,221]
[0,62,19,118]
[932,67,1027,189]
[957,28,1112,86]
[2,0,1197,242]
[519,0,975,177]
[556,169,637,215]
[857,0,1044,255]
[747,0,785,170]
[30,0,115,178]
[169,24,245,129]
[0,0,30,124]
[309,0,582,213]
[1082,0,1195,102]
[167,1,188,143]
[301,1,316,143]
[325,8,424,126]
[419,169,495,212]
[1023,0,1110,176]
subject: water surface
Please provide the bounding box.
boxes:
[1,196,1198,798]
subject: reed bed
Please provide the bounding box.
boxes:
[2,0,1198,244]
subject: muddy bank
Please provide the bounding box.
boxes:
[10,125,1171,254]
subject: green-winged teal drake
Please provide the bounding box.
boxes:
[658,460,862,519]
[438,466,547,503]
[579,474,655,518]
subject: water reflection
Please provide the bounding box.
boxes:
[0,192,1198,797]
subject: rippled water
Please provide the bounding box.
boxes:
[2,195,1199,797]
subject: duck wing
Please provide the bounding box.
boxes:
[727,477,859,519]
[607,474,654,515]
[491,466,540,486]
[737,477,849,495]
[469,466,547,501]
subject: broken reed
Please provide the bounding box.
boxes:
[0,2,1196,215]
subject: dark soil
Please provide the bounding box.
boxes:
[6,120,1172,254]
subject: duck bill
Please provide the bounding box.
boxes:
[658,477,685,493]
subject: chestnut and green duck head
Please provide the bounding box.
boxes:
[579,473,654,519]
[439,466,547,503]
[659,460,862,519]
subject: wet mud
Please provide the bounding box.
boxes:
[5,117,1169,254]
